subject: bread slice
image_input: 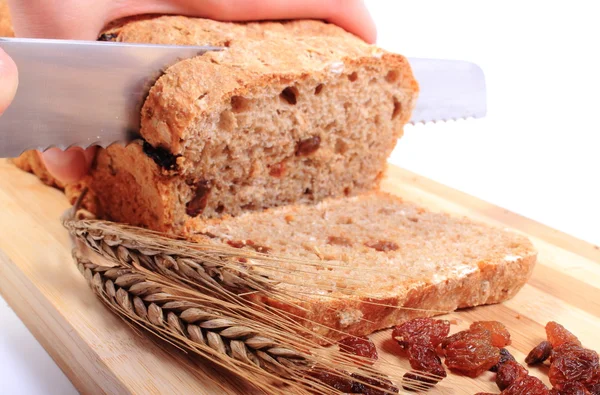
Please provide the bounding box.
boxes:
[190,191,537,342]
[13,16,418,235]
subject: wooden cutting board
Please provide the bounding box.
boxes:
[1,158,599,394]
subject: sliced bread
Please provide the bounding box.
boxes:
[14,16,419,235]
[190,191,537,341]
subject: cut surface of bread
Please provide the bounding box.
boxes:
[13,16,419,235]
[190,191,537,342]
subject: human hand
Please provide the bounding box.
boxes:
[0,47,17,116]
[8,0,376,184]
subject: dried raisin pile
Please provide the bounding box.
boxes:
[546,322,582,348]
[526,341,553,365]
[338,336,378,365]
[444,335,500,377]
[496,360,529,390]
[471,321,512,347]
[391,318,450,350]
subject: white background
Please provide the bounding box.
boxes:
[1,1,599,393]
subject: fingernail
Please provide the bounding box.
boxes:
[41,148,89,183]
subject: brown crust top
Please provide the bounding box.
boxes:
[101,16,418,156]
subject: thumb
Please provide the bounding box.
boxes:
[0,47,18,115]
[40,147,97,184]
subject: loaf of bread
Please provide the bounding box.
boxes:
[192,191,536,341]
[14,16,419,235]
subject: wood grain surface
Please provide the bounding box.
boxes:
[1,158,599,394]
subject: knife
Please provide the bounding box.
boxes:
[0,37,486,158]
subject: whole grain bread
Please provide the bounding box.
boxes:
[14,16,419,234]
[191,191,537,341]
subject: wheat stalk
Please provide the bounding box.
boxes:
[73,251,435,394]
[73,252,313,390]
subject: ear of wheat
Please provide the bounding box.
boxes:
[64,191,445,394]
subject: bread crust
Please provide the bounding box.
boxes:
[272,253,537,343]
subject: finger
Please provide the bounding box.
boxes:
[7,0,109,39]
[40,146,97,184]
[0,47,18,115]
[117,0,377,43]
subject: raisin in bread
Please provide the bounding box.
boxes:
[14,16,419,235]
[190,191,537,342]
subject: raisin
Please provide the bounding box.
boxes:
[227,240,245,248]
[338,336,378,365]
[552,381,592,395]
[552,343,587,363]
[142,141,180,171]
[407,343,446,384]
[546,322,582,348]
[364,240,399,252]
[280,87,298,105]
[98,32,118,41]
[269,161,286,177]
[391,318,451,350]
[441,328,492,350]
[526,341,553,365]
[351,373,399,395]
[503,375,550,394]
[186,181,211,217]
[549,344,600,390]
[490,348,517,372]
[306,368,353,393]
[295,136,321,156]
[327,236,353,247]
[471,321,512,347]
[497,360,529,391]
[444,337,500,378]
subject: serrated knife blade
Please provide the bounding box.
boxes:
[407,58,487,124]
[0,38,221,158]
[0,38,486,158]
